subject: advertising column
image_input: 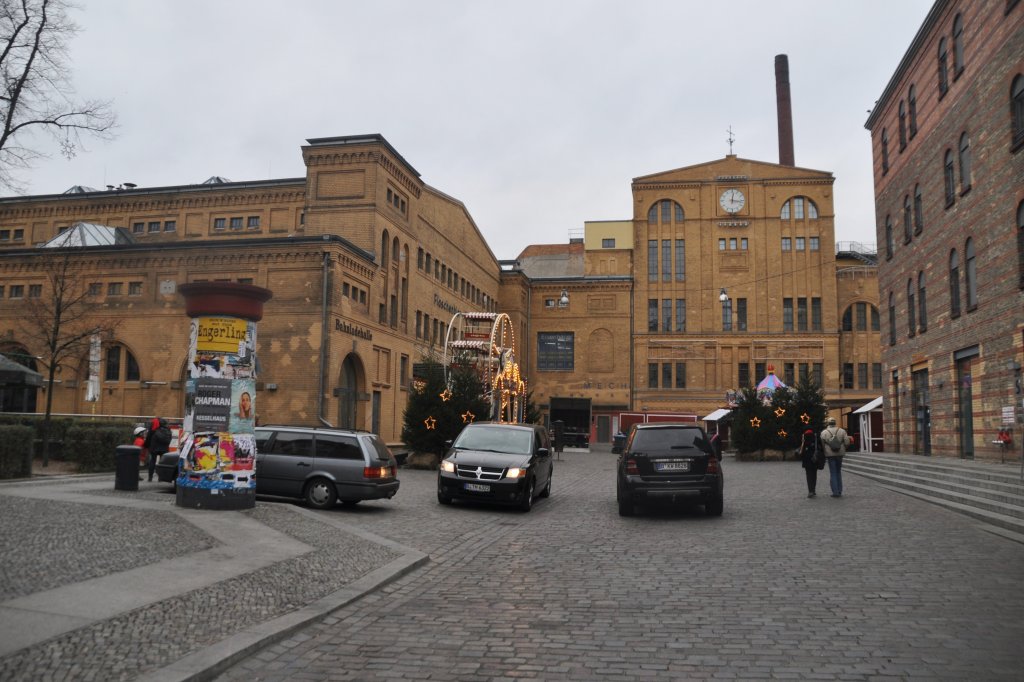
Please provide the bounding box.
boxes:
[176,282,272,510]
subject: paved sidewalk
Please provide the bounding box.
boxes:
[0,474,426,681]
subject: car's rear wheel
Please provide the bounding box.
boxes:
[705,495,724,516]
[539,472,551,498]
[519,478,535,512]
[304,477,337,510]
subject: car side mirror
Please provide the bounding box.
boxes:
[537,447,550,457]
[444,440,453,448]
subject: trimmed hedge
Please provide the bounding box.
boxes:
[0,425,33,478]
[64,425,136,473]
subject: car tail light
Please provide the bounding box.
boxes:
[625,458,639,475]
[706,457,719,475]
[364,465,396,479]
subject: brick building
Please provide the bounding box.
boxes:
[864,0,1024,459]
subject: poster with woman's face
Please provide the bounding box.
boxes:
[229,379,256,433]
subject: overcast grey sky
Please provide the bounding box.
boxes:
[13,0,934,260]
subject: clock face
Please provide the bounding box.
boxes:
[720,189,745,214]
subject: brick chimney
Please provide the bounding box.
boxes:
[775,54,795,167]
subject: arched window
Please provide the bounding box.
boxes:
[938,38,949,95]
[870,305,880,331]
[881,129,890,173]
[943,150,956,206]
[907,279,916,337]
[949,249,962,318]
[965,237,977,309]
[105,345,140,382]
[841,306,853,332]
[913,184,924,234]
[888,292,896,346]
[1011,75,1024,148]
[958,132,971,193]
[903,195,912,244]
[380,230,390,269]
[417,247,424,269]
[908,85,918,138]
[780,196,818,220]
[647,199,684,225]
[1017,200,1024,288]
[885,215,894,260]
[952,13,965,75]
[917,271,927,333]
[392,237,400,264]
[898,101,908,149]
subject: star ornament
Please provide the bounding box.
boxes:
[439,389,452,402]
[800,413,811,424]
[424,416,437,430]
[777,429,787,438]
[461,411,475,423]
[750,417,761,428]
[774,407,786,418]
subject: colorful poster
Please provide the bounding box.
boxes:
[190,377,232,433]
[195,316,249,354]
[229,379,256,434]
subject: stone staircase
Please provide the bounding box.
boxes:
[843,452,1024,539]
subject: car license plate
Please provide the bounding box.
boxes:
[464,483,490,492]
[655,461,690,472]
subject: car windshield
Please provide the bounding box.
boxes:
[454,426,533,455]
[632,428,708,452]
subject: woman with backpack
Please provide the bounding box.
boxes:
[820,417,850,497]
[143,417,172,482]
[797,428,825,497]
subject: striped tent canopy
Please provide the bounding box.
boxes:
[756,364,786,401]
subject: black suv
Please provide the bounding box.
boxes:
[437,422,553,511]
[615,423,723,517]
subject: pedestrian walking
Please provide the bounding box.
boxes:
[143,417,172,482]
[820,417,850,497]
[798,428,824,497]
[132,425,148,481]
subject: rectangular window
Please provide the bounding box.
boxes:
[811,298,822,331]
[129,281,142,296]
[126,352,140,382]
[648,363,658,388]
[756,363,766,383]
[797,297,807,331]
[662,239,670,282]
[809,237,820,251]
[662,363,672,388]
[737,298,747,331]
[722,298,733,331]
[796,237,805,251]
[132,222,144,234]
[89,282,102,296]
[856,302,867,331]
[213,218,226,230]
[400,355,409,389]
[662,299,671,332]
[28,284,41,298]
[379,303,386,324]
[794,197,805,219]
[107,282,122,296]
[648,240,658,282]
[741,238,748,250]
[12,228,22,240]
[718,238,726,251]
[674,239,685,281]
[782,237,792,251]
[648,299,658,332]
[0,285,4,297]
[105,347,121,381]
[537,332,574,371]
[416,311,422,338]
[230,217,243,230]
[858,363,868,389]
[601,238,615,248]
[738,362,750,387]
[247,216,260,229]
[783,298,794,331]
[1,229,12,241]
[675,362,686,389]
[729,237,737,250]
[675,299,686,332]
[799,363,809,381]
[164,220,176,232]
[813,363,823,387]
[872,363,882,389]
[843,363,854,389]
[148,221,161,233]
[784,363,795,386]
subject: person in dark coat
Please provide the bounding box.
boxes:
[143,417,172,482]
[798,428,824,498]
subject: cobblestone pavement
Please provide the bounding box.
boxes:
[215,447,1024,681]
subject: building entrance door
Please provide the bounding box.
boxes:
[956,355,976,459]
[912,368,931,455]
[596,415,611,443]
[338,355,358,429]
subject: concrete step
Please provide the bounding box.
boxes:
[844,453,1024,535]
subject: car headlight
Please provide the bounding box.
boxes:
[440,460,455,473]
[505,467,528,479]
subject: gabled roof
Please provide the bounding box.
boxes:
[633,155,833,185]
[41,222,135,248]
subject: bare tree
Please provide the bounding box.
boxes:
[0,0,116,191]
[22,248,116,467]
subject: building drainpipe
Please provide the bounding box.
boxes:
[318,250,332,427]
